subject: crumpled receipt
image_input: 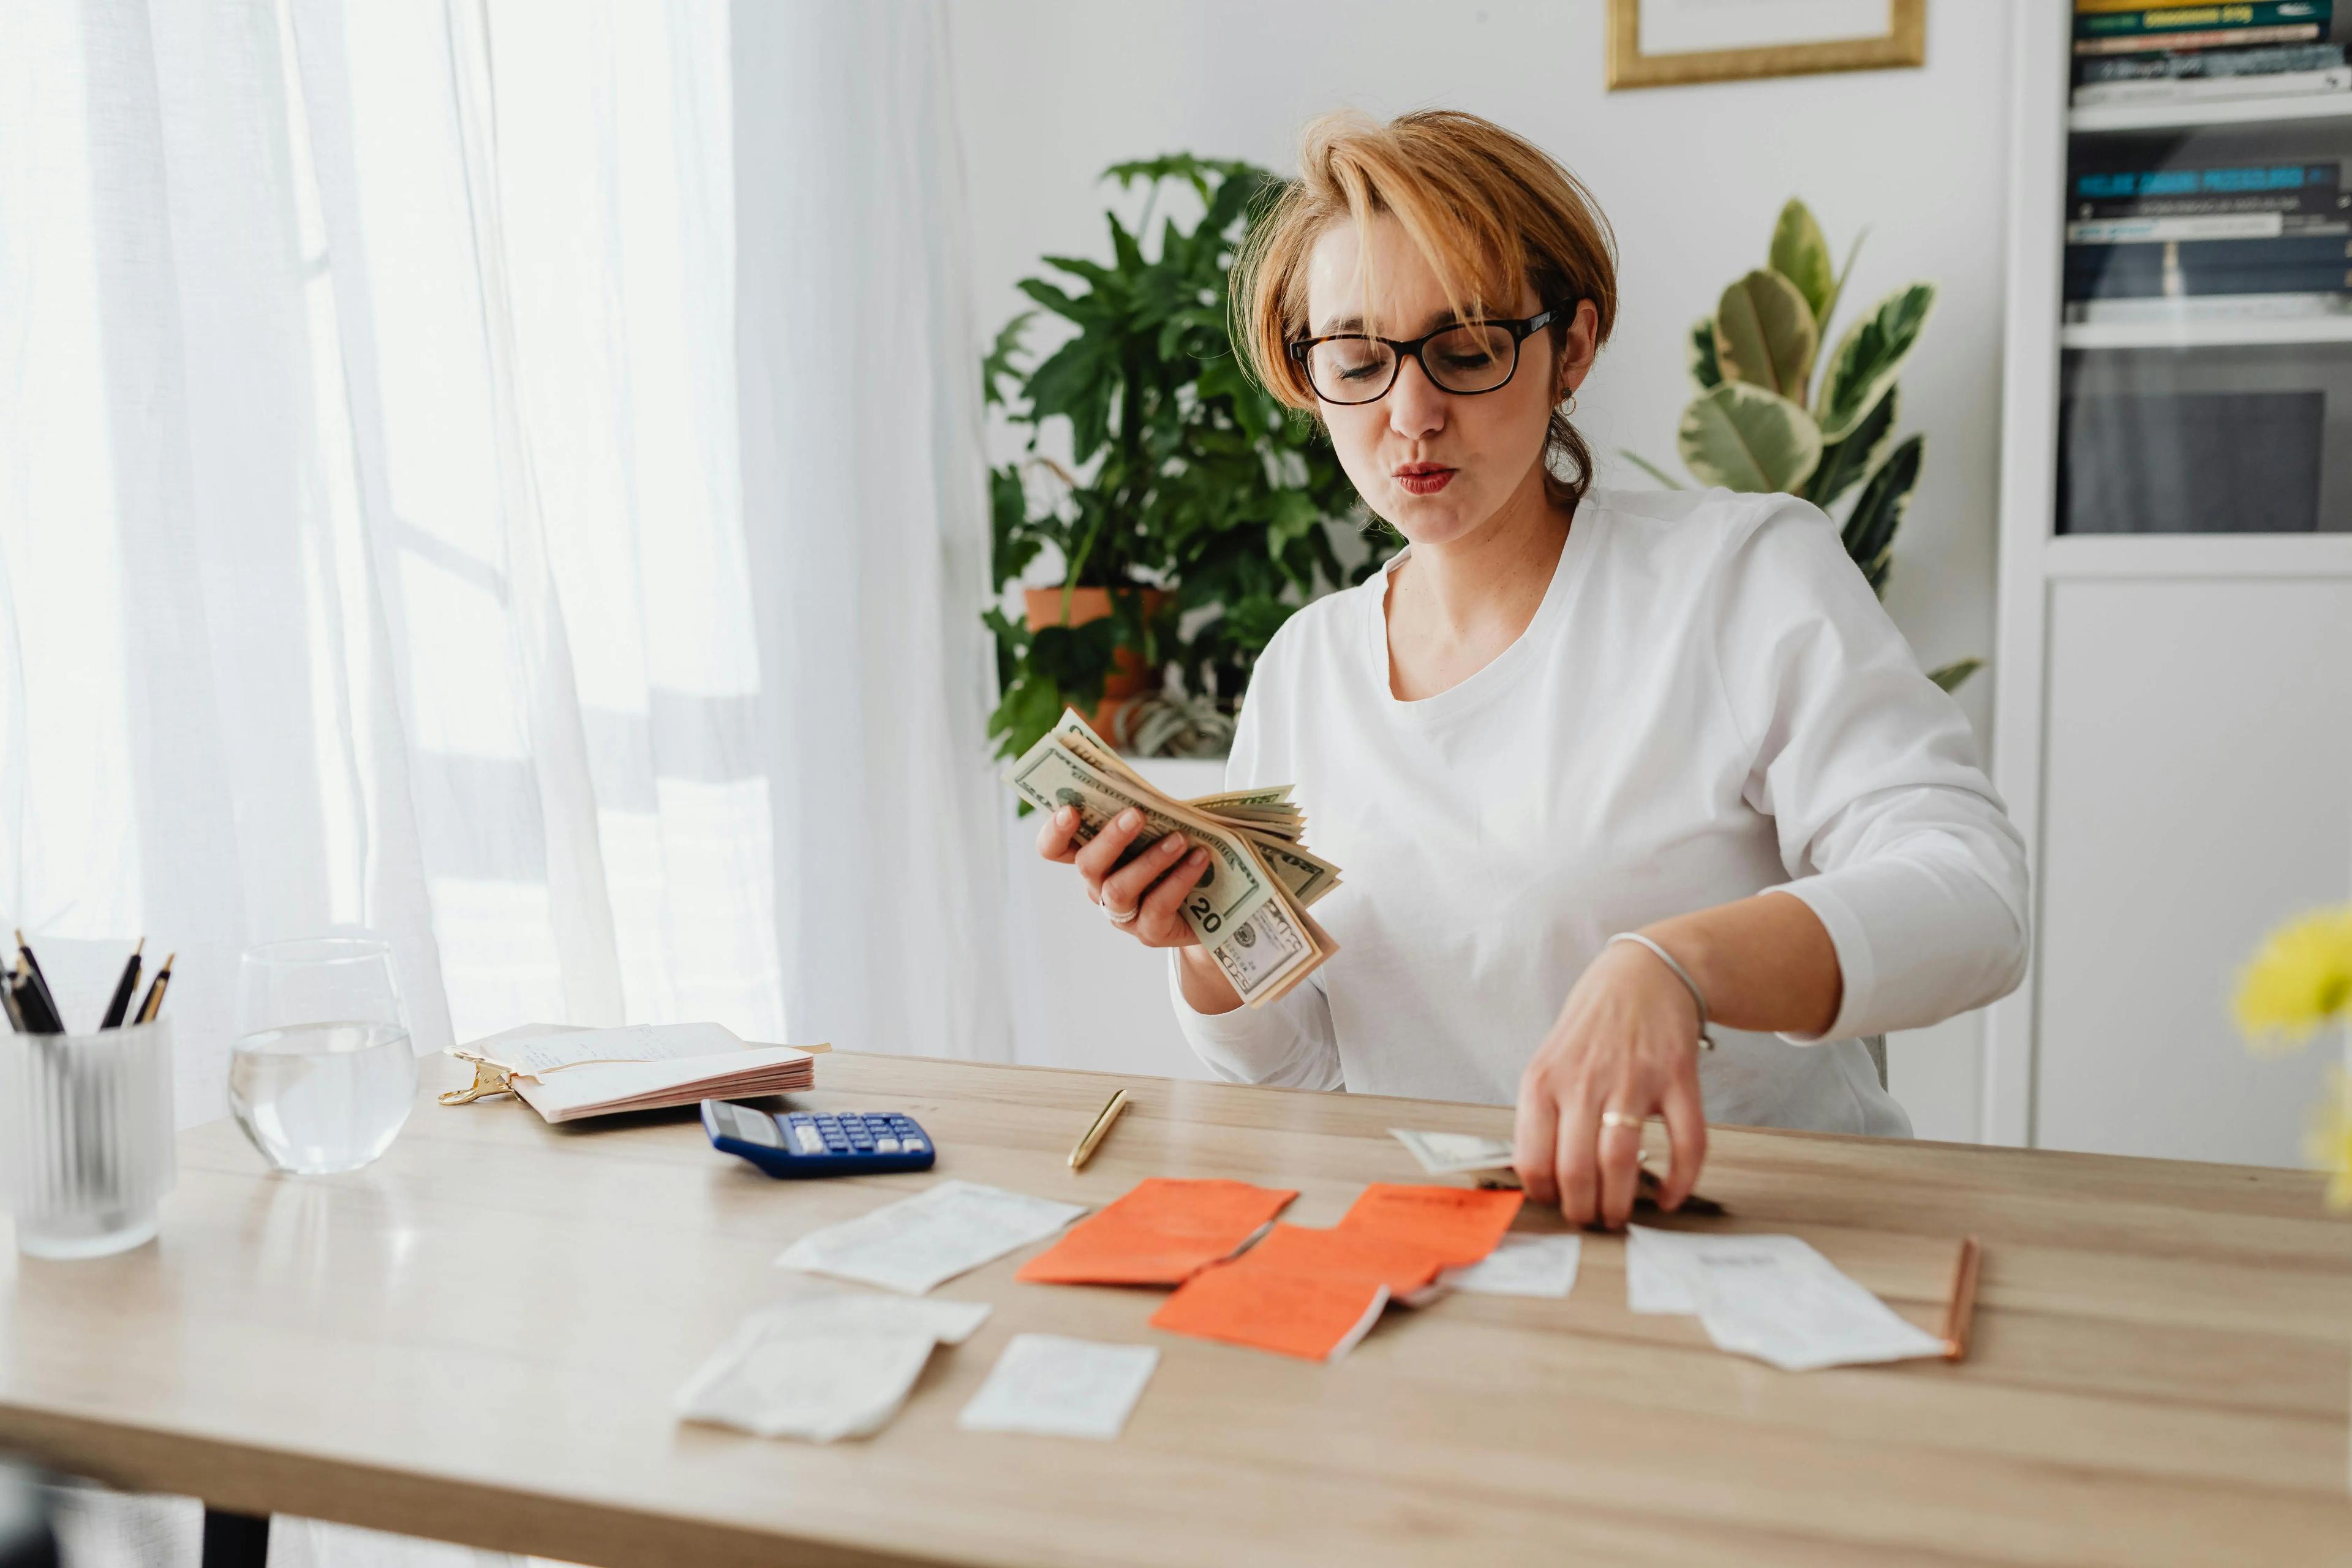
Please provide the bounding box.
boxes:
[775,1179,1088,1294]
[675,1287,993,1442]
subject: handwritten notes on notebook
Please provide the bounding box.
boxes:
[674,1287,992,1442]
[1016,1177,1297,1286]
[1625,1226,1946,1371]
[775,1180,1087,1295]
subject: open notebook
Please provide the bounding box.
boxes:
[439,1021,821,1123]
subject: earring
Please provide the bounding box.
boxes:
[1562,392,1578,417]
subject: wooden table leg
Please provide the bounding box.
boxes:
[199,1508,269,1568]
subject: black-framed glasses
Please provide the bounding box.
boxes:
[1286,305,1567,405]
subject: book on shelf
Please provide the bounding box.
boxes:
[2074,2,2344,53]
[2071,163,2345,222]
[2079,26,2345,58]
[2077,39,2345,77]
[2064,264,2352,300]
[2066,233,2352,263]
[2070,211,2352,241]
[2073,64,2351,103]
[2065,288,2352,322]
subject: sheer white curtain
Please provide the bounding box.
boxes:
[1,0,1009,1142]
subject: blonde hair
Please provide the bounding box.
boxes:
[1234,108,1619,512]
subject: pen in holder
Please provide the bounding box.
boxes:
[0,1018,176,1259]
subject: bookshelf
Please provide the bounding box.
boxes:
[1988,5,2352,1168]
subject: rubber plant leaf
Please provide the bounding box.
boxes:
[1687,315,1722,391]
[1677,381,1823,494]
[1768,199,1837,326]
[1804,385,1898,511]
[1712,269,1817,400]
[1815,283,1934,443]
[1926,657,1982,693]
[1841,432,1924,595]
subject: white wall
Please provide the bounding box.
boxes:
[952,0,2015,1140]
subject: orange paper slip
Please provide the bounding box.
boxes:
[1338,1183,1523,1267]
[1017,1178,1299,1286]
[1224,1223,1450,1305]
[1150,1267,1390,1363]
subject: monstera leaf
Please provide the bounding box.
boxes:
[1815,283,1934,442]
[1712,270,1817,401]
[1687,315,1722,391]
[1678,382,1823,494]
[1768,199,1837,325]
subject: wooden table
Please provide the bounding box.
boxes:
[4,1050,2350,1567]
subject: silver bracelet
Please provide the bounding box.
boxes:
[1606,932,1718,1052]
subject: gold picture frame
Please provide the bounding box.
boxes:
[1606,0,1926,90]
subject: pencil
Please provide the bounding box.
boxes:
[99,938,145,1030]
[1941,1235,1983,1362]
[134,954,176,1025]
[1068,1089,1130,1170]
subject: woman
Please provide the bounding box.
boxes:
[1036,108,2028,1230]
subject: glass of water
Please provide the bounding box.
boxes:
[231,937,417,1175]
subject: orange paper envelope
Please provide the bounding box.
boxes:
[1150,1265,1390,1362]
[1337,1183,1523,1267]
[1226,1223,1449,1302]
[1017,1177,1298,1286]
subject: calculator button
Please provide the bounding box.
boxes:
[874,1136,900,1153]
[793,1125,825,1155]
[900,1137,927,1153]
[823,1136,849,1151]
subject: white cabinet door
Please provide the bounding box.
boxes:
[2035,577,2352,1163]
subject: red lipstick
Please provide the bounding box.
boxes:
[1394,463,1455,496]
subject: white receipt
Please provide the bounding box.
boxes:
[674,1286,994,1442]
[1694,1254,1947,1372]
[1625,1226,1946,1371]
[503,1021,743,1074]
[1440,1234,1582,1298]
[775,1179,1088,1294]
[957,1334,1160,1441]
[1624,1226,1825,1314]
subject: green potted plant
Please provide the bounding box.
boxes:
[1624,199,1978,692]
[982,155,1392,761]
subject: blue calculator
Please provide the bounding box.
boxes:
[701,1099,937,1178]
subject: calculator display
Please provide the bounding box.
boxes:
[714,1101,783,1148]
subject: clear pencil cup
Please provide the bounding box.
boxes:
[0,1019,176,1259]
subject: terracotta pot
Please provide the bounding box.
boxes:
[1022,586,1169,741]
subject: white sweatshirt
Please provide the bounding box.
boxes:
[1170,487,2029,1136]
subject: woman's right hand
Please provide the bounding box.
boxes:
[1036,805,1213,949]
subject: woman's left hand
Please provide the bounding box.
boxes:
[1513,938,1709,1229]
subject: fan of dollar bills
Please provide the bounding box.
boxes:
[1004,709,1341,1007]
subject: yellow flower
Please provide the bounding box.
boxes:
[2233,907,2352,1054]
[2307,1071,2352,1213]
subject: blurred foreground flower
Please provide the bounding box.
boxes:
[2307,1071,2352,1213]
[2233,908,2352,1052]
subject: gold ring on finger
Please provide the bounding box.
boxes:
[1600,1110,1645,1131]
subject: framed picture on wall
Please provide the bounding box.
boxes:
[1606,0,1927,89]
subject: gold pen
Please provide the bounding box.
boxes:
[1068,1089,1130,1170]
